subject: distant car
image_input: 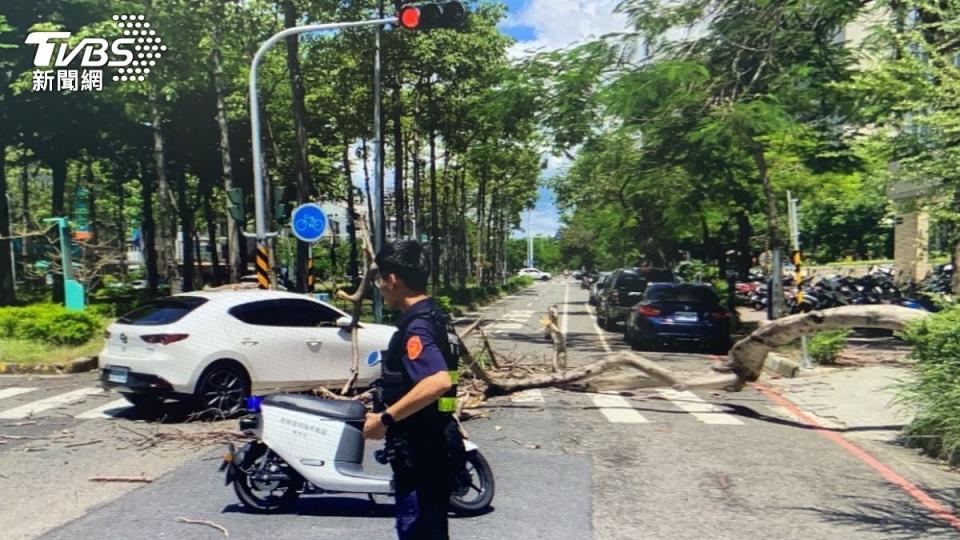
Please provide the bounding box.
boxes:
[517,268,552,281]
[588,272,611,305]
[572,270,584,280]
[625,283,731,354]
[596,267,675,331]
[98,290,395,415]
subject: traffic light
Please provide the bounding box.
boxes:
[398,2,466,30]
[226,187,245,223]
[273,186,288,224]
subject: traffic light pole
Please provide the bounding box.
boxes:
[248,16,397,291]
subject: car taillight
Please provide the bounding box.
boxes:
[637,305,660,317]
[141,334,189,345]
[711,311,730,320]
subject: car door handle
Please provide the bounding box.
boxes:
[240,339,259,346]
[305,340,322,347]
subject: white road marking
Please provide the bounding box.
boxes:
[657,389,744,425]
[526,301,533,307]
[591,393,650,423]
[488,323,525,333]
[586,304,613,353]
[76,398,132,419]
[0,388,104,419]
[0,387,37,401]
[510,389,545,403]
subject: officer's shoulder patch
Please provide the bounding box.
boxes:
[406,335,423,361]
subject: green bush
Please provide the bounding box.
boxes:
[505,276,534,291]
[807,329,850,364]
[897,305,960,464]
[435,295,454,314]
[0,304,104,346]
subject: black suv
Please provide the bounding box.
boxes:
[596,267,675,331]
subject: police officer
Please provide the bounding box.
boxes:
[363,240,465,540]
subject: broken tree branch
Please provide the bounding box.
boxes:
[337,213,377,396]
[723,305,928,382]
[177,517,229,537]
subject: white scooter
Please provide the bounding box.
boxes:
[222,393,495,514]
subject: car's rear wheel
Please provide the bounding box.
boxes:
[195,362,250,417]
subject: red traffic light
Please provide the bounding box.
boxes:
[399,6,421,29]
[398,2,465,30]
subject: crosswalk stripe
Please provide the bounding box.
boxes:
[591,393,650,424]
[0,388,104,419]
[0,387,37,401]
[75,398,132,419]
[657,389,743,425]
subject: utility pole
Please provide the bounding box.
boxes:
[373,0,385,323]
[787,191,812,369]
[527,209,534,267]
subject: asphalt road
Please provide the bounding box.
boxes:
[2,278,959,539]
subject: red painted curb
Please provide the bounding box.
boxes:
[754,382,960,532]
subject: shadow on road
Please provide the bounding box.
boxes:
[789,491,960,539]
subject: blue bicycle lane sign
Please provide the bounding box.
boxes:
[290,203,327,242]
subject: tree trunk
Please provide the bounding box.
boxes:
[210,7,243,284]
[475,166,487,285]
[362,138,375,234]
[441,150,451,289]
[151,88,180,294]
[173,164,194,292]
[751,142,783,315]
[412,130,421,240]
[459,166,469,287]
[429,108,439,296]
[116,174,127,281]
[202,182,220,285]
[392,82,405,238]
[86,160,98,244]
[0,140,15,306]
[283,0,312,293]
[51,157,66,218]
[19,156,29,258]
[139,159,159,296]
[343,139,360,289]
[735,209,753,276]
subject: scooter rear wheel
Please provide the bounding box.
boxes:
[233,442,303,513]
[450,451,495,515]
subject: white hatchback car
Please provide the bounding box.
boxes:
[517,267,552,281]
[99,290,395,415]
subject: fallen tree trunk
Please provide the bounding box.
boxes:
[723,305,928,382]
[461,305,929,400]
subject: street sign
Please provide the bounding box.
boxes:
[290,203,328,242]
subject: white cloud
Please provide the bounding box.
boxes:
[505,0,631,57]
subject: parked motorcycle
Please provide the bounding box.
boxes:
[222,394,495,514]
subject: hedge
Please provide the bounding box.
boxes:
[0,304,104,346]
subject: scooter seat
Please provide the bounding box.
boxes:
[263,393,367,421]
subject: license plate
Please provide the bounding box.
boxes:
[108,367,129,384]
[675,312,697,322]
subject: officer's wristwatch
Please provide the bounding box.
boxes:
[380,411,396,426]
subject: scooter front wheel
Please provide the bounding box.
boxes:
[450,450,495,515]
[233,442,303,513]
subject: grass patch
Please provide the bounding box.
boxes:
[0,338,103,365]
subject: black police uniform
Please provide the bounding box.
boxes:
[378,297,465,540]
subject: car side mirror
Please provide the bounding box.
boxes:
[336,316,354,329]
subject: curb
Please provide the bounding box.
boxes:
[764,352,800,378]
[0,356,99,375]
